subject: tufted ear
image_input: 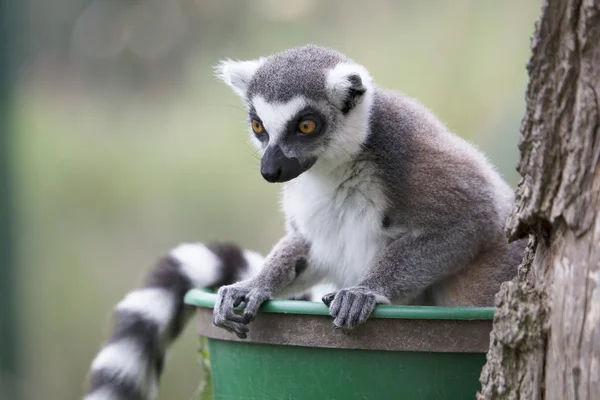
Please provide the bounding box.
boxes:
[326,63,373,114]
[214,58,265,99]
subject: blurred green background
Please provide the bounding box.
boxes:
[2,0,541,399]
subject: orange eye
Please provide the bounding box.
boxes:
[298,120,316,134]
[251,120,264,134]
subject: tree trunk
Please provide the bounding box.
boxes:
[478,0,600,399]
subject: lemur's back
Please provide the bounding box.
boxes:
[366,88,524,306]
[427,238,526,306]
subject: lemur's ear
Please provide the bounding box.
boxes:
[326,63,372,114]
[214,58,265,99]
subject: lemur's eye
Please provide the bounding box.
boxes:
[298,120,316,134]
[251,120,264,134]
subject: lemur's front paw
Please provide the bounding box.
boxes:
[212,283,271,339]
[323,286,388,331]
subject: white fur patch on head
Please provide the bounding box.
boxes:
[115,288,175,330]
[326,62,373,111]
[170,243,221,288]
[215,58,265,98]
[251,95,308,145]
[303,63,375,167]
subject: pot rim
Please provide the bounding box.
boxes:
[184,289,494,320]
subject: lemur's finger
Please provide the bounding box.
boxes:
[214,286,233,311]
[213,307,248,338]
[213,286,247,325]
[358,297,376,325]
[219,319,249,338]
[243,291,269,323]
[333,291,355,328]
[225,312,246,323]
[329,292,343,317]
[347,294,367,328]
[231,322,249,338]
[233,296,246,308]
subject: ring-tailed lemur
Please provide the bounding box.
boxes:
[84,44,527,399]
[213,44,527,338]
[83,242,332,400]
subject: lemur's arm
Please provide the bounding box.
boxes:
[213,232,323,338]
[325,227,479,330]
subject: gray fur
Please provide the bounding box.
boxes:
[212,233,316,337]
[214,45,526,337]
[248,45,348,103]
[351,90,508,301]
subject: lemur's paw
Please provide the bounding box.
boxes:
[325,286,385,330]
[213,283,271,339]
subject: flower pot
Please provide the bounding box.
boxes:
[184,289,493,400]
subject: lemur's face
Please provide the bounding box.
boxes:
[216,45,373,183]
[246,96,334,182]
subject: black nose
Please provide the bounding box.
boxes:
[261,145,306,183]
[261,166,283,183]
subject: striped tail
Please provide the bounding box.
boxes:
[83,242,265,400]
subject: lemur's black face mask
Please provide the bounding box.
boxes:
[260,145,316,183]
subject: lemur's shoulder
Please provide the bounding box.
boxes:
[364,88,514,228]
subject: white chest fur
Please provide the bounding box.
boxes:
[282,164,389,287]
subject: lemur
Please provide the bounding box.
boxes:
[212,44,527,338]
[83,45,526,400]
[84,242,332,400]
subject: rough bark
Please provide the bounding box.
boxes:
[478,0,600,399]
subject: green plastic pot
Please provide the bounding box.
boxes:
[184,289,493,400]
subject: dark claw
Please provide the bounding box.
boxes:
[322,292,336,306]
[223,313,246,323]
